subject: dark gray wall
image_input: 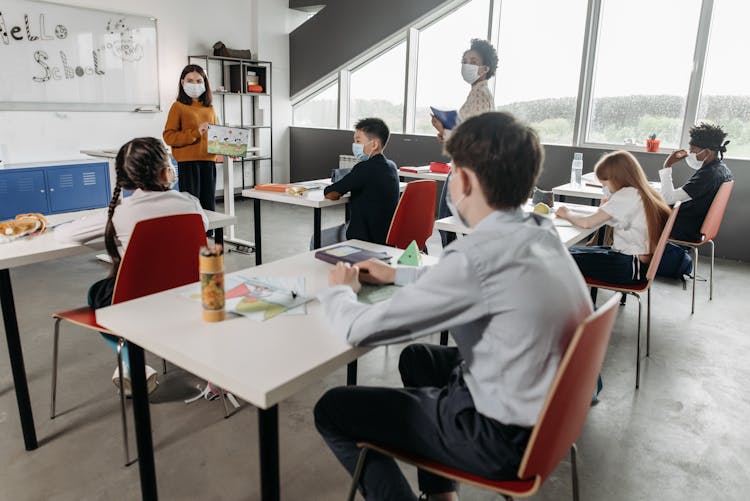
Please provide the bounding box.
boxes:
[290,126,749,261]
[289,0,450,95]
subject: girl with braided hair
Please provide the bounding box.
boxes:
[56,137,208,394]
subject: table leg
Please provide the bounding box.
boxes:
[214,228,224,247]
[347,360,357,386]
[446,232,456,245]
[129,343,158,501]
[344,203,351,223]
[313,208,322,249]
[258,405,280,501]
[439,331,449,346]
[254,198,262,266]
[0,268,38,451]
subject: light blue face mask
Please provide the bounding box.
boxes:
[352,142,369,162]
[445,181,469,228]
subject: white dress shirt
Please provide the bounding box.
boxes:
[444,80,495,140]
[55,189,208,249]
[317,209,593,427]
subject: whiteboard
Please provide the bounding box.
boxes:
[0,0,160,111]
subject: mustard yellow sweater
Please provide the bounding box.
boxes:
[163,101,217,162]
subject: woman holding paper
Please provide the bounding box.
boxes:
[163,64,218,212]
[434,39,498,246]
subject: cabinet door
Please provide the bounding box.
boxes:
[46,163,110,213]
[0,169,49,219]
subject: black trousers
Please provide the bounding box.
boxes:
[177,160,216,212]
[314,344,531,501]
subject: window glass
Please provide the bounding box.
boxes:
[495,0,587,145]
[414,0,491,134]
[349,42,407,133]
[292,82,338,128]
[586,0,701,148]
[697,0,750,158]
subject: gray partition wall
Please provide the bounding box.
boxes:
[290,126,748,262]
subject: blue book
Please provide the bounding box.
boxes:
[430,107,458,130]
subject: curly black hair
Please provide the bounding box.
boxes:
[689,122,730,158]
[467,39,499,79]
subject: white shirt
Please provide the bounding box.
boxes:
[658,167,692,205]
[55,189,208,249]
[317,209,592,427]
[600,187,649,255]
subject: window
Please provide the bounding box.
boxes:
[414,0,491,135]
[495,0,587,145]
[349,42,407,133]
[292,82,339,128]
[696,0,750,158]
[586,0,702,148]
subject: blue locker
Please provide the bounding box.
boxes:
[0,169,49,219]
[46,163,110,213]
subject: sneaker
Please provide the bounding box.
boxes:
[112,365,159,397]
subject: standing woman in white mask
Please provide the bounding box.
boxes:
[433,39,498,246]
[163,64,218,214]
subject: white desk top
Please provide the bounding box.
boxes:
[0,209,235,270]
[434,202,601,248]
[398,169,449,182]
[80,149,119,159]
[552,181,661,200]
[96,240,438,409]
[242,179,407,208]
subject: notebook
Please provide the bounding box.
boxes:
[430,107,458,130]
[399,166,431,173]
[315,245,392,266]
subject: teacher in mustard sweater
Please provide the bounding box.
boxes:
[163,64,218,213]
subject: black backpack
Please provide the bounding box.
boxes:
[657,243,693,280]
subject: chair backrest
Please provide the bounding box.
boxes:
[517,294,619,483]
[699,180,734,242]
[386,180,437,250]
[645,201,682,282]
[112,214,207,304]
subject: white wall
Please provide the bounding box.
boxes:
[0,0,254,163]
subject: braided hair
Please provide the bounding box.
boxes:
[104,137,171,275]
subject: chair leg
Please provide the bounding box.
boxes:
[646,289,651,358]
[348,447,369,501]
[162,358,167,375]
[691,246,698,314]
[439,330,449,346]
[570,444,580,501]
[709,240,715,301]
[50,318,62,419]
[116,339,133,467]
[635,293,642,390]
[219,389,230,419]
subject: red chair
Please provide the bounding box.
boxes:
[348,294,621,501]
[386,180,437,250]
[585,201,681,389]
[50,214,208,466]
[669,180,734,314]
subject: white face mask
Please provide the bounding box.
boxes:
[461,63,481,84]
[685,150,705,170]
[166,165,177,186]
[602,185,611,198]
[445,179,469,228]
[183,82,205,99]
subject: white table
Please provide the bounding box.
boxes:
[0,209,235,452]
[434,202,602,248]
[242,179,407,266]
[398,168,449,182]
[552,181,661,202]
[96,240,438,500]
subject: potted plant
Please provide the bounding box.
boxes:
[646,133,661,152]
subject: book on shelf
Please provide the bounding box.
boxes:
[315,244,392,266]
[430,107,458,130]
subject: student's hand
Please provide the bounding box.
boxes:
[328,262,362,293]
[198,122,210,134]
[436,132,445,143]
[431,115,445,134]
[356,259,397,285]
[555,206,570,220]
[664,149,688,168]
[325,191,341,200]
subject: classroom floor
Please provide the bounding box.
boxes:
[1,198,749,501]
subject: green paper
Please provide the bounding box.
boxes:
[397,241,421,266]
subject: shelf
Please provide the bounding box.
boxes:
[214,91,270,97]
[189,54,271,65]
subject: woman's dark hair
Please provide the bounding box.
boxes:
[468,38,499,79]
[104,137,171,275]
[689,122,730,160]
[177,64,213,107]
[445,112,543,210]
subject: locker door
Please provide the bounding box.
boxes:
[0,169,49,219]
[46,162,110,213]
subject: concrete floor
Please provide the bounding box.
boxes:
[1,197,749,500]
